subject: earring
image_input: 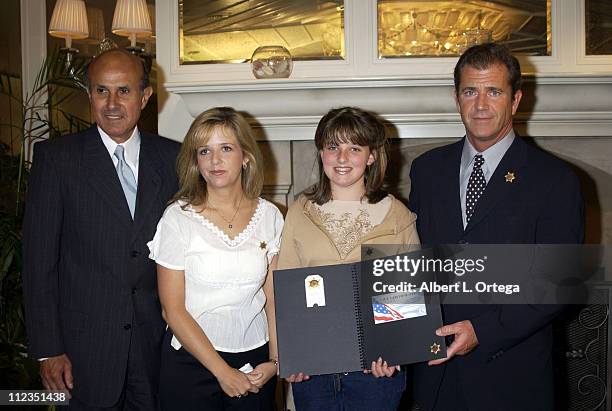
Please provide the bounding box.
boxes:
[242,163,247,170]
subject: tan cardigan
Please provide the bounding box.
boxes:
[277,194,420,270]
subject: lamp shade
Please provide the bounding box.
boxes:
[48,0,89,48]
[112,0,152,46]
[148,4,155,36]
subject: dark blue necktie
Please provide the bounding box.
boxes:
[466,154,486,223]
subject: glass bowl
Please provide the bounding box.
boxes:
[251,45,293,79]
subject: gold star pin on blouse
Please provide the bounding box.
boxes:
[259,241,267,250]
[308,279,320,288]
[505,172,516,183]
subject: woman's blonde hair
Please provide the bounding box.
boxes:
[171,107,264,207]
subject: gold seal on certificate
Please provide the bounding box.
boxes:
[304,274,326,308]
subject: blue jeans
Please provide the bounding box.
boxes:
[292,370,406,411]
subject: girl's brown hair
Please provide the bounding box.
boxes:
[307,107,388,205]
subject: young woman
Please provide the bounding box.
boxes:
[277,107,420,411]
[148,107,283,410]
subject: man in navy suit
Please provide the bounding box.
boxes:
[408,43,584,410]
[23,49,179,409]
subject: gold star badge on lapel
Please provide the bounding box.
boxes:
[259,241,267,250]
[505,172,516,183]
[430,342,441,354]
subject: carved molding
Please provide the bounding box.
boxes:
[159,79,612,141]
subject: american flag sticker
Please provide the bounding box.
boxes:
[372,292,427,324]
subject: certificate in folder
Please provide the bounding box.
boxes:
[273,252,446,377]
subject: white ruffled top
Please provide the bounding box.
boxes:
[147,198,284,352]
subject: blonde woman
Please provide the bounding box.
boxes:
[148,107,282,410]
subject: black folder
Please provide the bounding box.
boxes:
[273,252,446,377]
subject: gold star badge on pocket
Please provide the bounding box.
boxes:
[259,241,267,250]
[505,172,516,183]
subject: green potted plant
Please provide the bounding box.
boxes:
[0,50,90,393]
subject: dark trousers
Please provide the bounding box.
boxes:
[430,362,469,411]
[159,331,276,411]
[61,323,158,410]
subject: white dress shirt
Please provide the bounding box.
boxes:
[148,198,284,353]
[459,130,515,228]
[98,126,140,182]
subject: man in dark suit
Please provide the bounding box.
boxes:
[22,49,180,409]
[408,43,584,410]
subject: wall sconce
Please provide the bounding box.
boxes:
[48,0,89,67]
[112,0,153,53]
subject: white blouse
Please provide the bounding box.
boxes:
[148,198,284,353]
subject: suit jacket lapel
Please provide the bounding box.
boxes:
[132,133,163,237]
[81,126,134,225]
[436,140,465,241]
[464,136,527,234]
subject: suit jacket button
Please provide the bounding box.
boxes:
[131,250,140,258]
[491,350,503,360]
[124,324,131,330]
[131,288,137,295]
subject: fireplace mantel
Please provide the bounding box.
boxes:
[159,76,612,142]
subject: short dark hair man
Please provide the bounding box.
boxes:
[408,43,584,410]
[23,49,180,409]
